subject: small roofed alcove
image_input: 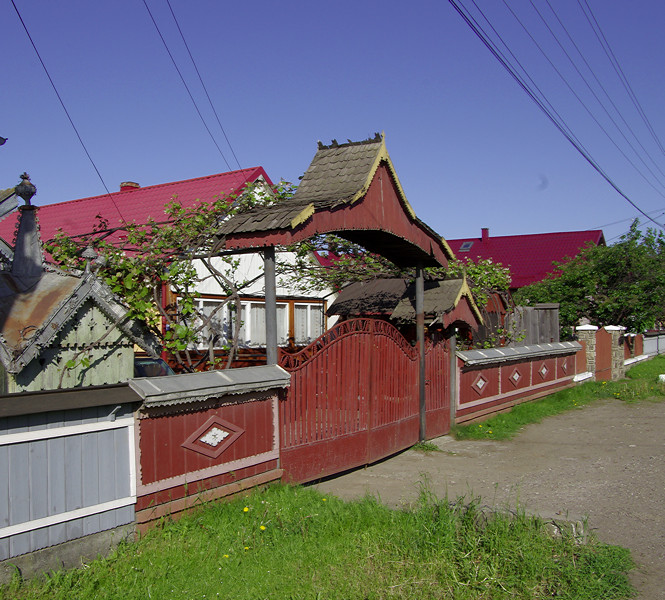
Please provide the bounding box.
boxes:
[0,174,159,393]
[328,277,482,328]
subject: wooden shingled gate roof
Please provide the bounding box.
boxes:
[215,134,455,268]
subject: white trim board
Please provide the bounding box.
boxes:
[137,449,279,496]
[0,496,136,539]
[0,417,134,446]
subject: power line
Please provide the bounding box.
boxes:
[542,0,665,184]
[141,0,233,171]
[466,0,589,154]
[503,0,665,200]
[579,0,665,158]
[10,0,125,221]
[528,0,665,194]
[164,0,242,171]
[448,0,665,230]
[593,206,665,230]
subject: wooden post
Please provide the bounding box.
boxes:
[264,246,278,365]
[449,333,457,428]
[416,264,426,441]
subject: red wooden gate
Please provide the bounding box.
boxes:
[425,338,450,438]
[279,318,449,483]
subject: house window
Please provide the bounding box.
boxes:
[244,302,288,346]
[294,303,324,344]
[200,300,232,346]
[195,298,291,348]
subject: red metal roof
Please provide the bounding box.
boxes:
[0,167,271,247]
[447,228,605,289]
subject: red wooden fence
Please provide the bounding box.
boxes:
[279,319,449,483]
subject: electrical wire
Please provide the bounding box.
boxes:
[141,0,232,171]
[9,0,125,221]
[593,207,665,230]
[467,0,589,155]
[448,0,665,230]
[543,0,665,183]
[164,0,242,171]
[579,0,665,158]
[528,0,665,193]
[503,0,665,199]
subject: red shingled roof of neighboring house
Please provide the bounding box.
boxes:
[0,167,271,248]
[446,228,606,289]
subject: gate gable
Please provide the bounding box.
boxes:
[216,137,454,268]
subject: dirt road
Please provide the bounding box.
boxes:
[314,399,665,599]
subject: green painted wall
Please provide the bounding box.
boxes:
[5,300,135,393]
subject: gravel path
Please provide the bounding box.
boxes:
[314,399,665,599]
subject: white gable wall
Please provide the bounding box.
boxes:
[194,251,330,299]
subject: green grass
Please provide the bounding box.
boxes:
[454,354,665,441]
[411,441,441,453]
[1,485,633,600]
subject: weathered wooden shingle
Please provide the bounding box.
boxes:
[215,134,454,269]
[326,278,409,317]
[218,136,392,236]
[292,140,383,206]
[328,277,484,326]
[391,279,478,322]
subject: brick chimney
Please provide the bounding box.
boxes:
[481,228,489,243]
[120,181,140,191]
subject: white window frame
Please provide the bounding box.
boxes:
[194,298,289,349]
[293,302,325,345]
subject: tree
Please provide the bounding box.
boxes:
[514,221,665,335]
[281,234,511,303]
[46,181,293,371]
[279,235,513,346]
[46,184,514,367]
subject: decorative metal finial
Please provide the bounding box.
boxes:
[15,172,36,205]
[81,245,98,261]
[82,244,98,274]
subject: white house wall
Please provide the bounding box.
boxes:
[191,252,338,347]
[194,252,333,299]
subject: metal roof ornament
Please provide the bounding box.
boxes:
[81,245,98,261]
[15,173,36,205]
[82,244,98,274]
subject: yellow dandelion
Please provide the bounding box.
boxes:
[223,554,229,558]
[260,525,266,531]
[243,507,249,513]
[322,498,327,502]
[244,546,249,550]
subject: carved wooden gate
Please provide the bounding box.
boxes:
[425,337,450,439]
[278,318,449,483]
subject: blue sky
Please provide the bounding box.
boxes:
[3,1,665,244]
